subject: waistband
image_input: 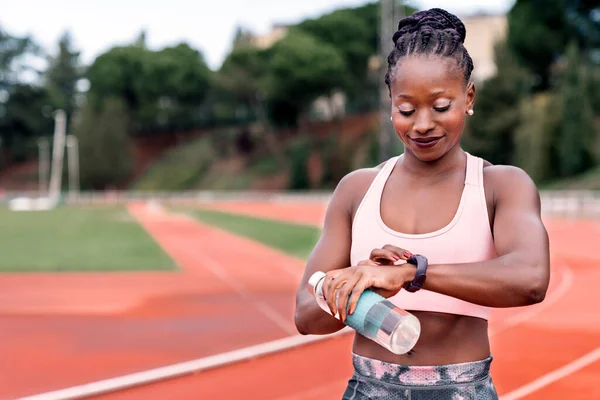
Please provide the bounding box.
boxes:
[352,353,492,387]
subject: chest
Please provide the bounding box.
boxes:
[380,173,466,235]
[350,168,496,266]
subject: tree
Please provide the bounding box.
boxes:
[140,43,212,131]
[462,41,532,165]
[267,30,348,125]
[0,26,47,162]
[514,93,561,182]
[507,0,600,90]
[556,41,596,176]
[294,3,416,101]
[74,97,134,189]
[0,26,41,90]
[216,45,283,161]
[0,84,54,161]
[232,26,253,49]
[85,46,146,113]
[135,29,147,48]
[45,31,81,127]
[294,10,371,95]
[86,43,212,133]
[565,0,600,57]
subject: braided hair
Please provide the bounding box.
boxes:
[385,8,474,92]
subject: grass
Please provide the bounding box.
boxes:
[181,208,321,260]
[132,136,214,191]
[0,206,175,272]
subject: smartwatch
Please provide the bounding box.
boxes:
[405,254,428,293]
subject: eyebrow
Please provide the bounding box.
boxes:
[396,90,449,100]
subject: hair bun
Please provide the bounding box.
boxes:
[430,8,466,43]
[393,8,467,46]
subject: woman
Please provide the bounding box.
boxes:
[294,8,550,399]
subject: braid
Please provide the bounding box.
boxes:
[385,8,474,91]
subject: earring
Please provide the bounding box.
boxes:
[467,110,474,116]
[390,116,393,121]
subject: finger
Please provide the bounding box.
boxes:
[370,248,401,264]
[326,274,347,316]
[336,272,362,322]
[321,273,333,301]
[382,245,413,260]
[348,278,371,316]
[321,270,342,301]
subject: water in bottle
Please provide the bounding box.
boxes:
[308,271,421,355]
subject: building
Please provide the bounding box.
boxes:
[462,13,508,82]
[250,24,289,49]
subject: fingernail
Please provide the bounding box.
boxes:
[393,255,400,261]
[403,251,412,258]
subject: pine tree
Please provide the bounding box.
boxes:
[46,32,81,127]
[74,97,134,189]
[557,41,596,176]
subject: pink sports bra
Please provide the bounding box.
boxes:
[350,152,496,320]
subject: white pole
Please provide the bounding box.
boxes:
[48,110,67,204]
[37,138,50,195]
[66,135,79,196]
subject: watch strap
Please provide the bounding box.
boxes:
[405,254,428,293]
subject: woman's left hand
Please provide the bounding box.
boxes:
[322,260,415,322]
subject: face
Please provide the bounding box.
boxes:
[389,56,475,162]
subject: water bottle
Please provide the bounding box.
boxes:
[308,271,421,355]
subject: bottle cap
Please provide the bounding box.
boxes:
[308,271,327,295]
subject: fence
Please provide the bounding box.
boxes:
[2,190,600,218]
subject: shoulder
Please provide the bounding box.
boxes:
[328,160,390,218]
[481,161,541,211]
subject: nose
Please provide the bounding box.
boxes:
[413,110,435,135]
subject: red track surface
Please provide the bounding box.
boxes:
[3,201,599,400]
[0,204,305,399]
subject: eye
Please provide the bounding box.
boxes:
[433,103,452,113]
[398,108,415,117]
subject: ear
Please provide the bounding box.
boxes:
[466,81,476,112]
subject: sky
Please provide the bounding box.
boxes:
[1,0,514,71]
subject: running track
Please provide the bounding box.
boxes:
[3,202,600,399]
[0,204,306,399]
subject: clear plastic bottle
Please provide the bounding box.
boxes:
[309,271,421,355]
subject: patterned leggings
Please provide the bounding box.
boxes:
[342,353,499,400]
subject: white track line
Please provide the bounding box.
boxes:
[18,329,352,400]
[500,346,600,400]
[174,209,304,279]
[132,206,298,335]
[20,264,575,400]
[181,239,298,335]
[490,264,573,336]
[19,219,578,400]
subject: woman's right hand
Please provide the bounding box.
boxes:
[322,260,415,321]
[370,244,413,265]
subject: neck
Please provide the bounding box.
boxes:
[399,145,466,180]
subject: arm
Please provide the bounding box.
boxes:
[294,171,367,335]
[422,166,550,307]
[294,164,383,335]
[322,166,551,319]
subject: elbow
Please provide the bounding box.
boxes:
[522,270,549,306]
[294,312,310,335]
[525,284,547,305]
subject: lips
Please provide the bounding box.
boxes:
[410,137,443,149]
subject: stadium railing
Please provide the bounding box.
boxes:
[1,190,599,217]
